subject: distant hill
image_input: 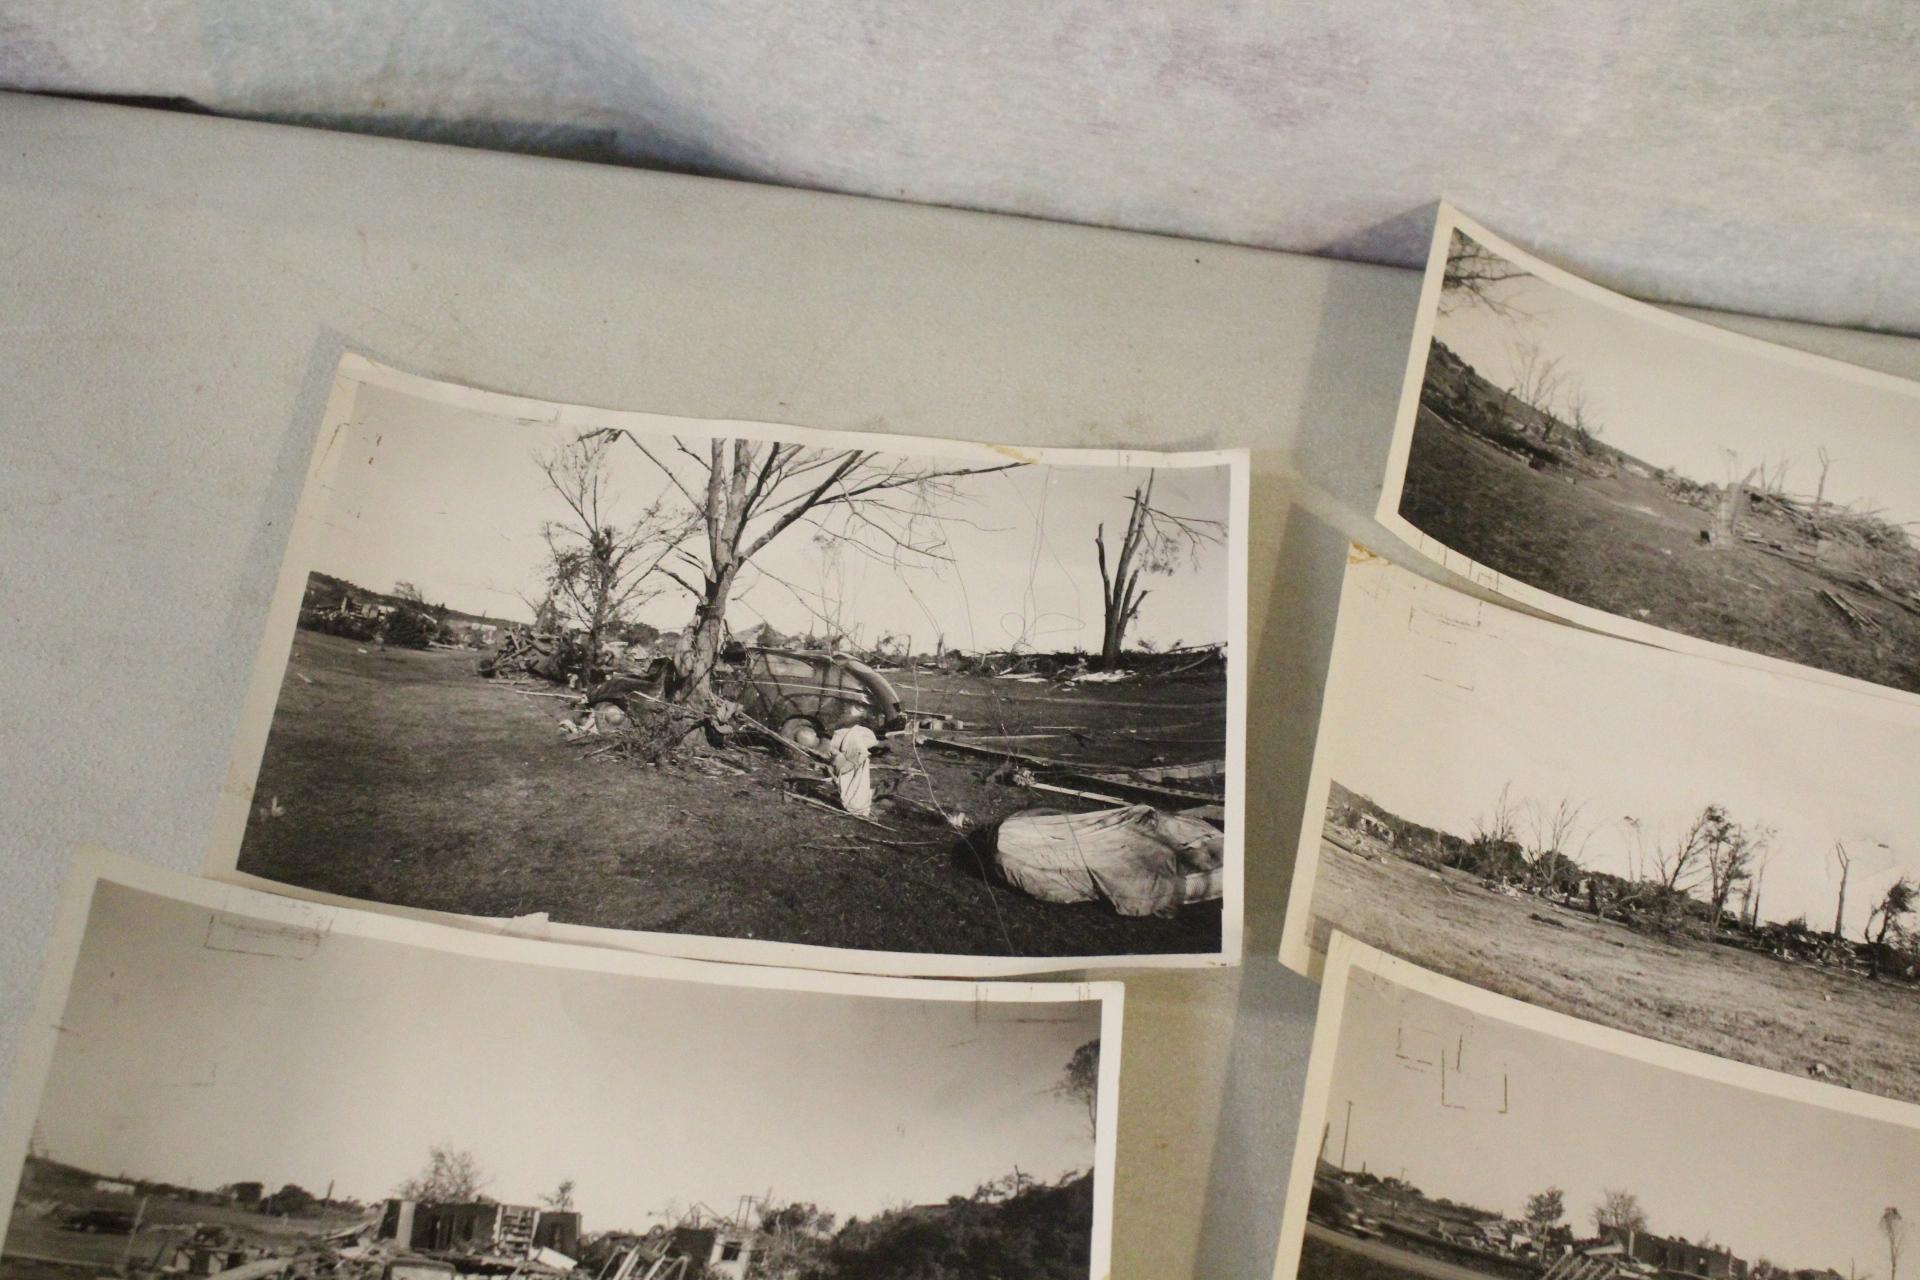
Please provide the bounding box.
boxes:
[1326,780,1473,868]
[303,571,523,629]
[1421,339,1641,477]
[17,1153,104,1195]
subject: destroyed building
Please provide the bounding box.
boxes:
[588,1219,757,1280]
[378,1199,581,1261]
[667,1225,754,1280]
[1602,1228,1749,1280]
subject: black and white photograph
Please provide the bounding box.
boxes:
[0,855,1120,1280]
[208,356,1248,974]
[1273,935,1920,1280]
[1378,206,1920,702]
[1279,552,1920,1102]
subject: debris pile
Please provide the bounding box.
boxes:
[87,1195,770,1280]
[477,631,579,683]
[1326,800,1920,986]
[476,635,1230,917]
[941,644,1224,683]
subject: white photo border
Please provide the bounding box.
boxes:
[1271,930,1920,1280]
[0,849,1125,1280]
[1376,202,1920,712]
[204,353,1250,977]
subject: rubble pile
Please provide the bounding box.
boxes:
[475,635,1229,917]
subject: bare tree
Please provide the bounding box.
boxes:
[1758,454,1795,497]
[587,430,1020,706]
[1471,783,1521,853]
[1560,381,1602,446]
[1505,340,1566,439]
[1815,446,1836,518]
[1094,472,1225,666]
[1440,231,1529,317]
[1593,1188,1649,1236]
[396,1146,489,1203]
[1474,784,1520,847]
[540,1179,576,1212]
[1639,804,1767,925]
[1523,797,1588,892]
[1699,807,1770,926]
[1622,815,1650,882]
[1743,850,1770,928]
[1833,841,1856,938]
[537,433,691,687]
[1648,811,1712,898]
[1883,1207,1908,1280]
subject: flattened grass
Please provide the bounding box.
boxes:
[1400,411,1920,695]
[235,632,1224,959]
[1310,838,1920,1102]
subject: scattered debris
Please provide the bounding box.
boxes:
[458,624,1232,910]
[1819,586,1882,633]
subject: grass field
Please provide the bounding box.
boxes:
[1307,831,1920,1102]
[232,631,1223,958]
[4,1181,356,1279]
[1398,409,1920,696]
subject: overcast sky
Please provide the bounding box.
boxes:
[1324,962,1920,1273]
[28,883,1099,1228]
[1435,230,1920,529]
[304,380,1231,652]
[1322,560,1919,933]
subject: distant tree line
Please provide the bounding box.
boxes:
[1333,782,1919,974]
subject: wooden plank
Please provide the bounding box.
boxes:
[1087,759,1226,783]
[918,734,1075,768]
[917,734,1223,806]
[1820,586,1881,633]
[900,687,1214,709]
[1023,780,1138,808]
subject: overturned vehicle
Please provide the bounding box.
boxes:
[728,648,906,745]
[583,647,906,746]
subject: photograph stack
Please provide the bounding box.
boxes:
[1274,209,1920,1280]
[2,197,1916,1280]
[4,338,1255,1278]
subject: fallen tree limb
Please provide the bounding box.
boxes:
[781,788,898,831]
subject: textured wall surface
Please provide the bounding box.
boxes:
[3,91,1919,1279]
[2,2,1916,333]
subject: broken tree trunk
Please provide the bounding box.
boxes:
[1095,475,1153,667]
[1708,468,1759,546]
